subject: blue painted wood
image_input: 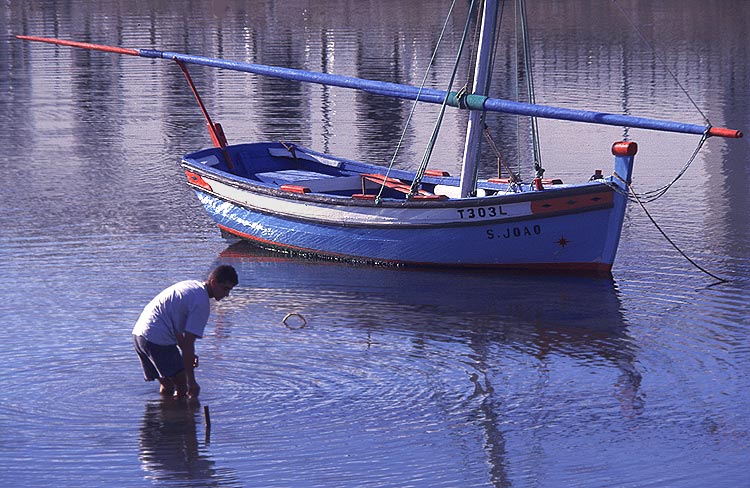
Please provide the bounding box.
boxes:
[181,142,626,271]
[139,49,715,137]
[194,191,621,270]
[16,36,740,138]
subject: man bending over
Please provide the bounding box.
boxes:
[132,265,238,399]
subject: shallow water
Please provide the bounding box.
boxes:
[2,0,750,486]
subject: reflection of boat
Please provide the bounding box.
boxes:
[16,0,742,273]
[219,241,633,359]
[219,239,641,397]
[218,241,644,484]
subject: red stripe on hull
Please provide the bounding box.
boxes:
[531,191,613,215]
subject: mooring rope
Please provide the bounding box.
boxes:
[627,182,728,283]
[603,135,708,205]
[600,5,728,283]
[633,131,709,203]
[598,134,727,282]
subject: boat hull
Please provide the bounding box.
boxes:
[196,192,617,271]
[181,142,633,272]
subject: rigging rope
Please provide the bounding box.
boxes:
[518,0,543,176]
[408,0,480,197]
[459,0,504,197]
[484,123,521,184]
[512,0,523,179]
[610,0,711,125]
[464,1,482,91]
[485,0,533,185]
[377,0,461,203]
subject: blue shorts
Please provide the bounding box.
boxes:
[133,334,184,381]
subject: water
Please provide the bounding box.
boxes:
[2,0,750,486]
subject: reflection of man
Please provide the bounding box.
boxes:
[133,265,238,398]
[138,400,217,483]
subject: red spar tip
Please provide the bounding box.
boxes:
[708,126,743,139]
[15,35,140,57]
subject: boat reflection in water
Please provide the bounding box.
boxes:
[218,241,644,414]
[217,242,644,485]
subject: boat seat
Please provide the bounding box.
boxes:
[289,175,362,193]
[360,174,448,200]
[487,177,563,185]
[255,169,337,185]
[195,154,222,167]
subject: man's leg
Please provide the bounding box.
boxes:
[158,378,175,396]
[134,335,185,396]
[171,370,189,399]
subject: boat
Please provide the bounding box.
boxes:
[16,0,742,273]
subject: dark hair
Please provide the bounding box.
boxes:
[209,265,239,286]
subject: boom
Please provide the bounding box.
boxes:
[16,35,743,139]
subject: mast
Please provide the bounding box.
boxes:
[458,0,499,198]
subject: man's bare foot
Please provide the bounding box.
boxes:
[158,378,176,396]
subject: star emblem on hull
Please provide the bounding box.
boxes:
[557,236,570,247]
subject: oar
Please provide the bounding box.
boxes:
[16,35,743,139]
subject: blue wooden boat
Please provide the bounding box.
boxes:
[17,0,742,273]
[181,140,632,272]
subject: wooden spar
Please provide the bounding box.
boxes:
[17,35,233,168]
[174,59,234,169]
[16,35,744,139]
[15,35,141,56]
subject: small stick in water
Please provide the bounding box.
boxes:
[204,405,211,429]
[204,404,211,445]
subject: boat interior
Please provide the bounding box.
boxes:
[184,142,566,201]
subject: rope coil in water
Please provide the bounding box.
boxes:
[282,313,307,329]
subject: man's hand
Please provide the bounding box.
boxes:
[178,332,200,397]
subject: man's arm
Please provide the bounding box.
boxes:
[178,332,200,398]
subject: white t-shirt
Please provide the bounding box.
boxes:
[132,280,211,346]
